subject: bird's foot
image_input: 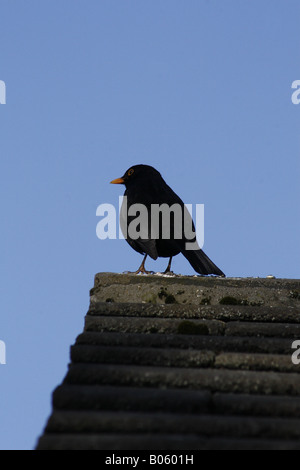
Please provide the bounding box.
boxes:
[124,255,156,275]
[135,266,155,275]
[124,268,154,275]
[162,256,173,275]
[131,254,154,274]
[163,268,175,275]
[124,265,154,275]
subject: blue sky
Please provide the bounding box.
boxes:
[0,0,299,450]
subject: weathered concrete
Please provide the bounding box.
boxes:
[36,433,300,451]
[76,331,293,354]
[45,410,300,439]
[36,273,300,450]
[90,273,300,308]
[88,301,300,323]
[65,363,300,395]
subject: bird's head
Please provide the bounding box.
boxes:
[110,164,161,188]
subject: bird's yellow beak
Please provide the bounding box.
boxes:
[110,177,125,184]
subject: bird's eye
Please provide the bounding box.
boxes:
[128,169,134,176]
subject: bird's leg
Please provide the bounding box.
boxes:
[134,254,148,274]
[131,254,153,275]
[124,255,153,275]
[163,256,173,274]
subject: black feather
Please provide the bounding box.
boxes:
[112,164,225,277]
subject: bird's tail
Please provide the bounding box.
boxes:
[183,249,225,277]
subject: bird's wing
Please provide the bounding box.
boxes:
[128,238,159,260]
[120,197,159,260]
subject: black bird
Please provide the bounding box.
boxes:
[110,164,225,277]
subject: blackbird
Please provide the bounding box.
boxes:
[110,164,225,277]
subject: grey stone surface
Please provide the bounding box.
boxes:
[52,385,212,413]
[36,433,300,451]
[36,273,300,450]
[90,273,300,308]
[45,410,300,439]
[64,363,300,395]
[37,433,204,450]
[88,301,300,323]
[76,331,293,354]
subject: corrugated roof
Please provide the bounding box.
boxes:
[36,274,300,450]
